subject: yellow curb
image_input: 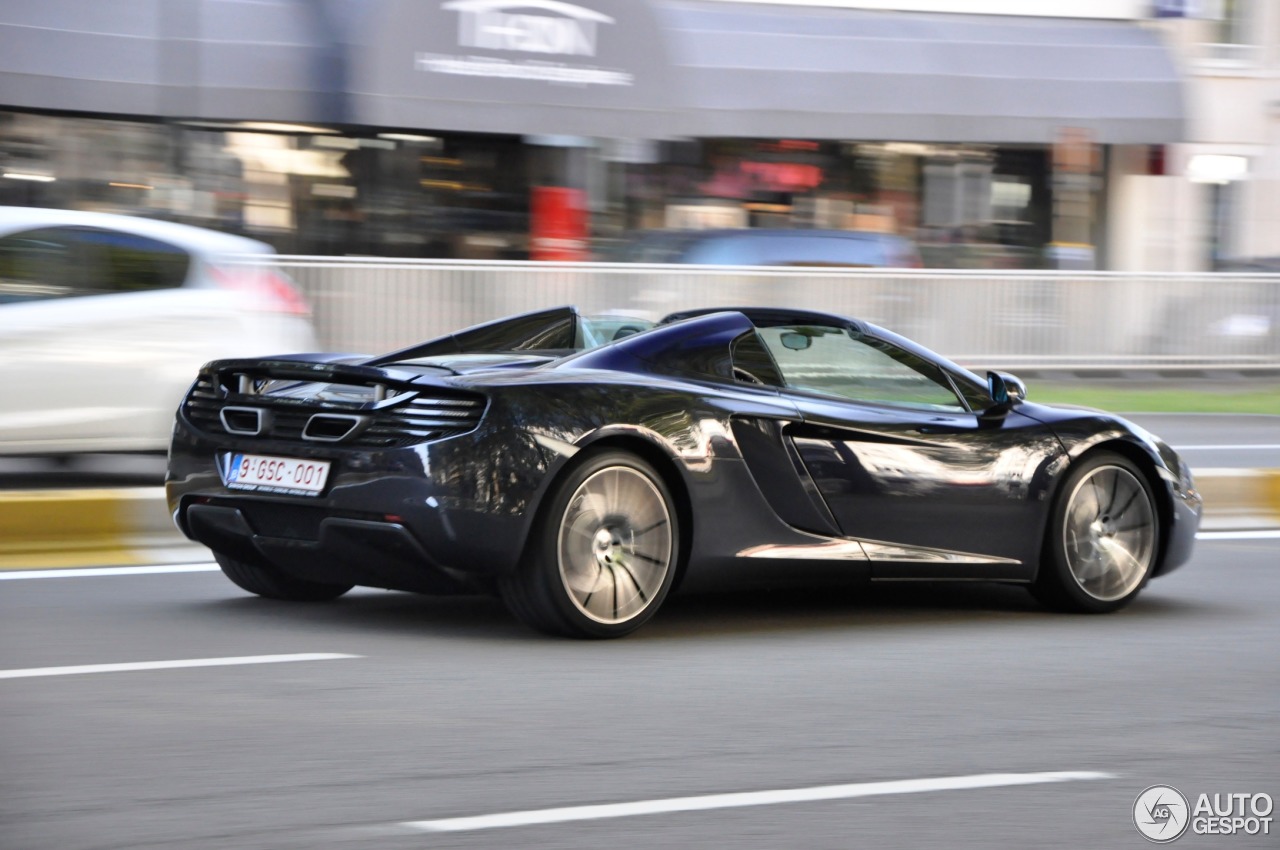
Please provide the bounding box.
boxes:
[1,470,1278,570]
[0,488,201,569]
[1266,471,1280,517]
[1195,469,1280,527]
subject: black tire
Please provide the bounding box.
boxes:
[500,450,681,639]
[214,552,353,602]
[1031,451,1160,613]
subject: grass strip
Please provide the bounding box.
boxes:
[1028,384,1280,414]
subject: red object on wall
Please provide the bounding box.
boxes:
[1148,145,1167,176]
[530,186,588,261]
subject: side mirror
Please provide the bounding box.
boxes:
[986,371,1028,411]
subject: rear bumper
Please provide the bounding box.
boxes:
[166,415,551,589]
[185,502,474,593]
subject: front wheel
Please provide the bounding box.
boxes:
[1032,452,1160,613]
[214,552,353,602]
[501,450,680,638]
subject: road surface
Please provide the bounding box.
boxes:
[2,535,1276,849]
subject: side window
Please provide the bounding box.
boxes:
[758,324,967,412]
[954,374,995,412]
[0,228,84,304]
[730,330,784,387]
[761,235,880,268]
[69,228,190,293]
[0,226,190,305]
[683,235,764,265]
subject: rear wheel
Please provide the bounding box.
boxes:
[501,450,680,638]
[1032,452,1159,613]
[214,552,353,602]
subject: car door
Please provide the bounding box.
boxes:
[755,323,1065,577]
[0,225,100,449]
[0,225,195,452]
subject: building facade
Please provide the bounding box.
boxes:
[0,0,1197,269]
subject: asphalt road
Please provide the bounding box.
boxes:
[1125,413,1280,470]
[3,536,1277,850]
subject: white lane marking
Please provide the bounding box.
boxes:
[1179,444,1280,450]
[0,563,218,580]
[401,770,1115,833]
[1133,413,1280,419]
[1197,530,1280,540]
[0,653,360,680]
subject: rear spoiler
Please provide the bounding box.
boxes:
[367,306,580,365]
[198,359,436,406]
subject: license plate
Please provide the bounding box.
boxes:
[224,453,331,496]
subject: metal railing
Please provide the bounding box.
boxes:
[262,257,1280,372]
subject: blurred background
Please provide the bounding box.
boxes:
[1,0,1279,463]
[1,0,1276,269]
[2,8,1279,849]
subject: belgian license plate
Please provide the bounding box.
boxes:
[224,453,331,496]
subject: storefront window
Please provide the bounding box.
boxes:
[615,139,1052,269]
[1203,0,1260,62]
[3,111,1058,268]
[0,111,533,259]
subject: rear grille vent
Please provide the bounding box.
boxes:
[182,374,485,448]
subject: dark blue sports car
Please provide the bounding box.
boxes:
[165,306,1201,638]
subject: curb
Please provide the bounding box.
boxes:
[0,488,205,569]
[1193,468,1280,531]
[1,470,1277,569]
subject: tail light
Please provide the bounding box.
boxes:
[209,263,311,316]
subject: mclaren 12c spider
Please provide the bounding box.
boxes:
[166,306,1201,638]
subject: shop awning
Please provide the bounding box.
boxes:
[655,3,1185,144]
[1,0,1185,144]
[343,0,677,139]
[345,0,1184,144]
[0,0,339,123]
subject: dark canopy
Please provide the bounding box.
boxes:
[0,0,1184,143]
[0,0,341,123]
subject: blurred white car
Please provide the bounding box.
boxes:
[0,207,319,455]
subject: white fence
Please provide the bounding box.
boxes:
[264,257,1280,372]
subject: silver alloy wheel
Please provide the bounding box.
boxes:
[556,465,674,625]
[1061,464,1156,601]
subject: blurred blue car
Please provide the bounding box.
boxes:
[612,228,923,268]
